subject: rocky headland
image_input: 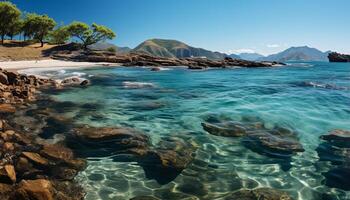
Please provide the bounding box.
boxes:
[49,45,285,69]
[328,52,350,62]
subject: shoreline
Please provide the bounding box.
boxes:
[0,59,120,72]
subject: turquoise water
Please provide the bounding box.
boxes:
[29,62,350,200]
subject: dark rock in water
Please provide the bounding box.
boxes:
[150,67,161,71]
[244,127,305,157]
[223,188,294,200]
[202,121,246,137]
[328,52,350,62]
[70,125,150,157]
[201,115,303,171]
[137,137,196,185]
[323,166,350,191]
[320,129,350,148]
[317,129,350,191]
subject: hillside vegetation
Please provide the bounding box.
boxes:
[133,39,227,60]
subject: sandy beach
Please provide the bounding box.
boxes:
[0,59,118,72]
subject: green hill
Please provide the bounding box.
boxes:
[133,39,227,60]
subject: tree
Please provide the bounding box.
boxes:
[7,19,23,40]
[67,21,116,49]
[49,26,70,45]
[23,13,56,47]
[0,2,21,44]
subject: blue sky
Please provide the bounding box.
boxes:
[9,0,350,55]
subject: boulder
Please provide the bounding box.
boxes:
[4,165,16,183]
[0,165,16,184]
[202,122,246,137]
[320,129,350,148]
[22,152,49,166]
[0,72,8,85]
[223,188,294,200]
[70,125,150,157]
[0,104,16,114]
[138,138,196,184]
[4,72,18,85]
[13,179,53,200]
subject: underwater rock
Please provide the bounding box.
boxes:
[71,125,150,157]
[202,121,246,137]
[244,127,305,157]
[223,187,294,200]
[317,129,350,191]
[320,129,350,148]
[138,137,196,184]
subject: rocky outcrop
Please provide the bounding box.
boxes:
[0,68,56,105]
[0,70,89,199]
[52,51,285,69]
[0,119,86,199]
[317,129,350,191]
[328,52,350,62]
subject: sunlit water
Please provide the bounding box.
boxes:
[23,62,350,200]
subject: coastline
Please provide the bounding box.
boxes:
[0,59,119,72]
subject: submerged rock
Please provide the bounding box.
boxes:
[202,121,246,137]
[70,125,150,157]
[320,129,350,148]
[244,127,305,157]
[138,137,196,184]
[223,188,294,200]
[317,129,350,191]
[201,115,304,170]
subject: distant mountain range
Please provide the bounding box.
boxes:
[236,53,264,61]
[132,39,229,60]
[90,40,331,62]
[257,46,330,62]
[89,42,131,53]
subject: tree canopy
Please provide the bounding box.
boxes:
[49,25,70,45]
[67,21,116,49]
[23,13,56,47]
[0,1,21,44]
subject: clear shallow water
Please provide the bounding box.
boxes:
[27,62,350,200]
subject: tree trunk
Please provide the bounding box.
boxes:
[40,39,44,47]
[1,35,4,45]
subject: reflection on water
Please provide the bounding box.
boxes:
[26,62,350,200]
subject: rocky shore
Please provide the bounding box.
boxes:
[328,52,350,62]
[51,49,285,69]
[0,68,89,200]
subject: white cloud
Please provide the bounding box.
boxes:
[228,48,255,54]
[267,44,280,48]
